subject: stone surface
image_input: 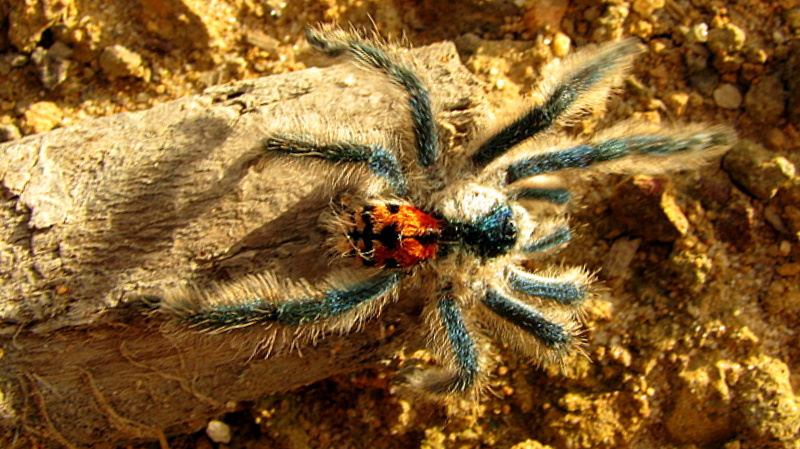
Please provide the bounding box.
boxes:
[707,23,746,55]
[632,0,665,16]
[665,365,734,446]
[30,41,73,90]
[99,44,150,81]
[735,356,800,444]
[20,101,63,134]
[722,140,796,200]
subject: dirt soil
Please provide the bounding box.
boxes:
[1,0,799,448]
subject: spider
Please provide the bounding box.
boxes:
[156,27,732,398]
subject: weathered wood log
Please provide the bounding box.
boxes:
[0,42,483,447]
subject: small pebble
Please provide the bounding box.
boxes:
[22,101,63,134]
[30,42,73,90]
[8,53,28,68]
[778,240,792,256]
[722,140,796,200]
[665,91,690,115]
[713,83,742,109]
[632,0,664,16]
[764,206,788,234]
[707,24,746,55]
[206,419,232,444]
[0,123,22,142]
[552,32,571,57]
[99,45,150,81]
[651,40,667,53]
[630,20,653,39]
[690,23,709,43]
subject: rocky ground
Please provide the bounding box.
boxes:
[1,0,799,448]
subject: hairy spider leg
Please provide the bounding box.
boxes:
[429,294,480,394]
[505,131,733,184]
[275,272,402,324]
[522,225,572,253]
[506,267,587,306]
[175,272,402,329]
[470,40,641,167]
[306,28,439,168]
[483,287,574,351]
[264,134,408,196]
[510,187,572,204]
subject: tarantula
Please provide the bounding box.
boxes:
[158,28,732,397]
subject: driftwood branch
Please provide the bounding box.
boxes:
[0,42,483,446]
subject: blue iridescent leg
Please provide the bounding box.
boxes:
[427,295,480,395]
[506,267,586,306]
[511,187,571,204]
[506,132,732,184]
[264,134,408,195]
[483,288,572,350]
[523,225,572,253]
[470,40,640,167]
[306,28,439,168]
[178,272,402,329]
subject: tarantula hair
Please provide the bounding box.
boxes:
[155,27,733,398]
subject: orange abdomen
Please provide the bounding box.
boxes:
[348,203,441,268]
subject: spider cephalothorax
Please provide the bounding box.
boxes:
[157,27,733,398]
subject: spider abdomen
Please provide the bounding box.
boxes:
[346,202,441,268]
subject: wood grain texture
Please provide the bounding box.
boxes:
[0,42,484,446]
